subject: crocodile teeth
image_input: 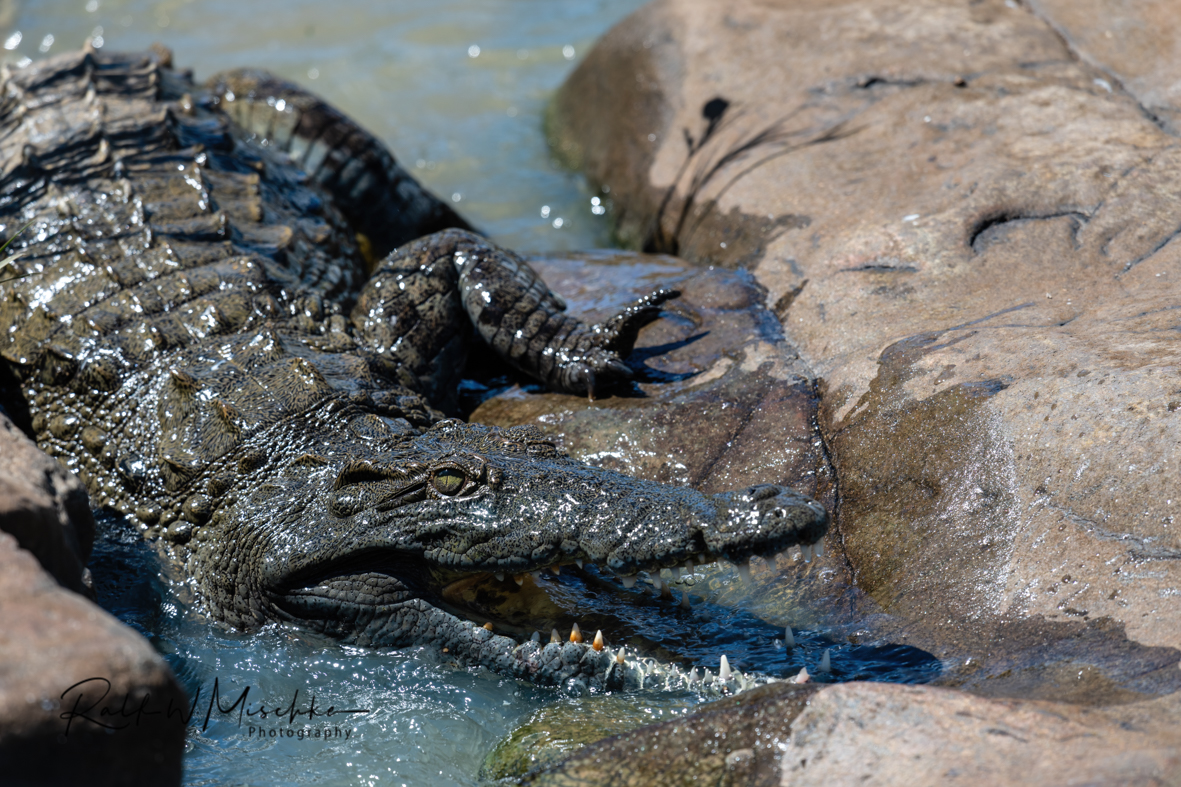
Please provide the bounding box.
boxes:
[680,588,691,608]
[514,574,525,586]
[801,544,814,563]
[530,571,543,581]
[483,622,494,631]
[621,575,637,589]
[550,565,561,575]
[495,573,505,582]
[814,540,825,558]
[735,562,753,586]
[570,623,583,643]
[819,648,832,673]
[795,666,811,684]
[616,647,627,664]
[660,582,673,600]
[575,559,584,569]
[550,628,561,644]
[784,626,795,648]
[651,575,662,591]
[719,655,732,682]
[592,630,604,652]
[688,667,700,683]
[697,554,708,564]
[531,631,541,643]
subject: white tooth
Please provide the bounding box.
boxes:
[784,626,795,648]
[531,631,541,643]
[651,575,662,591]
[550,628,561,644]
[689,667,699,683]
[495,573,505,582]
[575,559,584,569]
[621,575,637,589]
[685,560,694,575]
[814,540,825,558]
[801,544,813,563]
[680,588,691,608]
[736,562,753,585]
[819,648,832,673]
[697,554,708,564]
[719,655,732,682]
[795,666,811,684]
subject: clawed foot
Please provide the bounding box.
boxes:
[552,289,680,399]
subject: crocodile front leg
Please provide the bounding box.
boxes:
[351,229,677,403]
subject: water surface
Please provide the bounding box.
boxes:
[4,0,636,251]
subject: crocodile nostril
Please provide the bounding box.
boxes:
[745,484,781,501]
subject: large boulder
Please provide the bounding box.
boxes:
[0,415,186,786]
[548,0,1181,703]
[0,532,186,786]
[522,680,1181,786]
[0,413,94,595]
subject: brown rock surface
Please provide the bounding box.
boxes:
[0,412,94,594]
[0,531,186,786]
[550,0,1181,702]
[523,680,1181,787]
[1029,0,1181,133]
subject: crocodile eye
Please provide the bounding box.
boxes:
[432,469,466,496]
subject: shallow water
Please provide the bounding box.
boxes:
[3,0,636,251]
[8,2,940,784]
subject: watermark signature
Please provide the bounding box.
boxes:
[58,676,371,739]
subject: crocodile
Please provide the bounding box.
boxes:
[0,48,828,691]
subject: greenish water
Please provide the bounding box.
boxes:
[3,0,634,251]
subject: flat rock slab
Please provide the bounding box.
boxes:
[551,0,1181,703]
[524,680,1181,787]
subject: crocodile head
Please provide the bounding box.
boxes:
[192,418,827,688]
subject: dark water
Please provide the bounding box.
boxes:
[7,1,940,783]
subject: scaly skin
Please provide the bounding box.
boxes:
[0,49,828,690]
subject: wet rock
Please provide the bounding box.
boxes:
[0,532,186,786]
[525,681,1181,786]
[472,251,831,502]
[470,251,851,642]
[521,682,820,786]
[0,412,94,595]
[479,693,697,781]
[552,0,1181,702]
